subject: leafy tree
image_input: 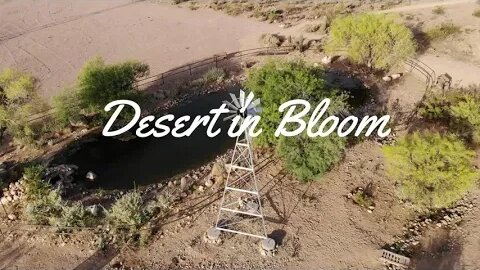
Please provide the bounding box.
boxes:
[325,13,416,70]
[245,60,350,181]
[0,68,48,145]
[54,57,149,126]
[245,60,347,146]
[383,132,479,209]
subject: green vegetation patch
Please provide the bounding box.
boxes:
[383,132,479,210]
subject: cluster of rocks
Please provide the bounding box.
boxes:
[1,179,26,206]
[388,199,475,255]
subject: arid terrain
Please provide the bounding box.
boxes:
[0,0,480,270]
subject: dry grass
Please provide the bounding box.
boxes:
[425,23,461,41]
[432,6,445,15]
[473,9,480,18]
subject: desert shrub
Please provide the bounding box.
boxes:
[55,202,94,227]
[325,13,416,70]
[0,68,49,145]
[383,132,479,209]
[202,67,226,84]
[108,190,149,228]
[22,165,50,201]
[473,9,480,17]
[245,60,348,146]
[51,89,82,128]
[261,33,283,47]
[53,57,149,126]
[419,89,480,144]
[24,188,63,225]
[277,129,346,181]
[432,6,445,15]
[425,23,461,41]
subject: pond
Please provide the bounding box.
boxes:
[57,72,368,190]
[58,88,237,190]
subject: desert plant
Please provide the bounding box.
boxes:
[383,132,479,209]
[202,67,226,84]
[0,68,49,145]
[419,89,480,144]
[473,9,480,17]
[23,188,63,225]
[108,190,149,228]
[245,60,348,146]
[53,57,149,126]
[325,13,416,70]
[425,23,461,41]
[261,33,283,47]
[432,6,445,15]
[54,202,94,227]
[277,129,346,181]
[22,165,51,202]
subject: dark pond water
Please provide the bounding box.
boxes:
[59,88,237,190]
[58,72,367,190]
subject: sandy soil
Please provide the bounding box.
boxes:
[0,0,276,100]
[383,0,480,87]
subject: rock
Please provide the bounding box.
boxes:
[321,55,332,64]
[261,238,276,251]
[205,178,214,188]
[87,205,101,216]
[12,195,19,201]
[180,177,187,191]
[86,171,97,181]
[382,76,392,82]
[7,214,16,221]
[198,186,205,192]
[0,197,8,205]
[6,196,12,202]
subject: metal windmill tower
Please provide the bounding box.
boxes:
[213,89,267,239]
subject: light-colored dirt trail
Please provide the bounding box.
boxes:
[378,0,477,13]
[0,0,276,100]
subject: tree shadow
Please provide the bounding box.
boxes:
[412,228,463,270]
[0,242,34,269]
[72,246,119,270]
[268,229,287,246]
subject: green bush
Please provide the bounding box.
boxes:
[383,132,479,209]
[425,23,461,41]
[55,202,93,227]
[24,188,62,225]
[420,90,480,144]
[245,60,350,181]
[0,68,49,145]
[108,190,149,228]
[53,57,149,126]
[277,130,346,181]
[245,60,347,146]
[22,165,50,202]
[325,13,416,70]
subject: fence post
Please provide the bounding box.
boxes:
[214,56,218,68]
[189,64,192,76]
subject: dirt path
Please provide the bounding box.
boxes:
[0,0,276,100]
[378,0,477,13]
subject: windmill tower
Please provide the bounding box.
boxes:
[212,90,268,240]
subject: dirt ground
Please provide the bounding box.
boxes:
[1,0,480,269]
[0,0,276,100]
